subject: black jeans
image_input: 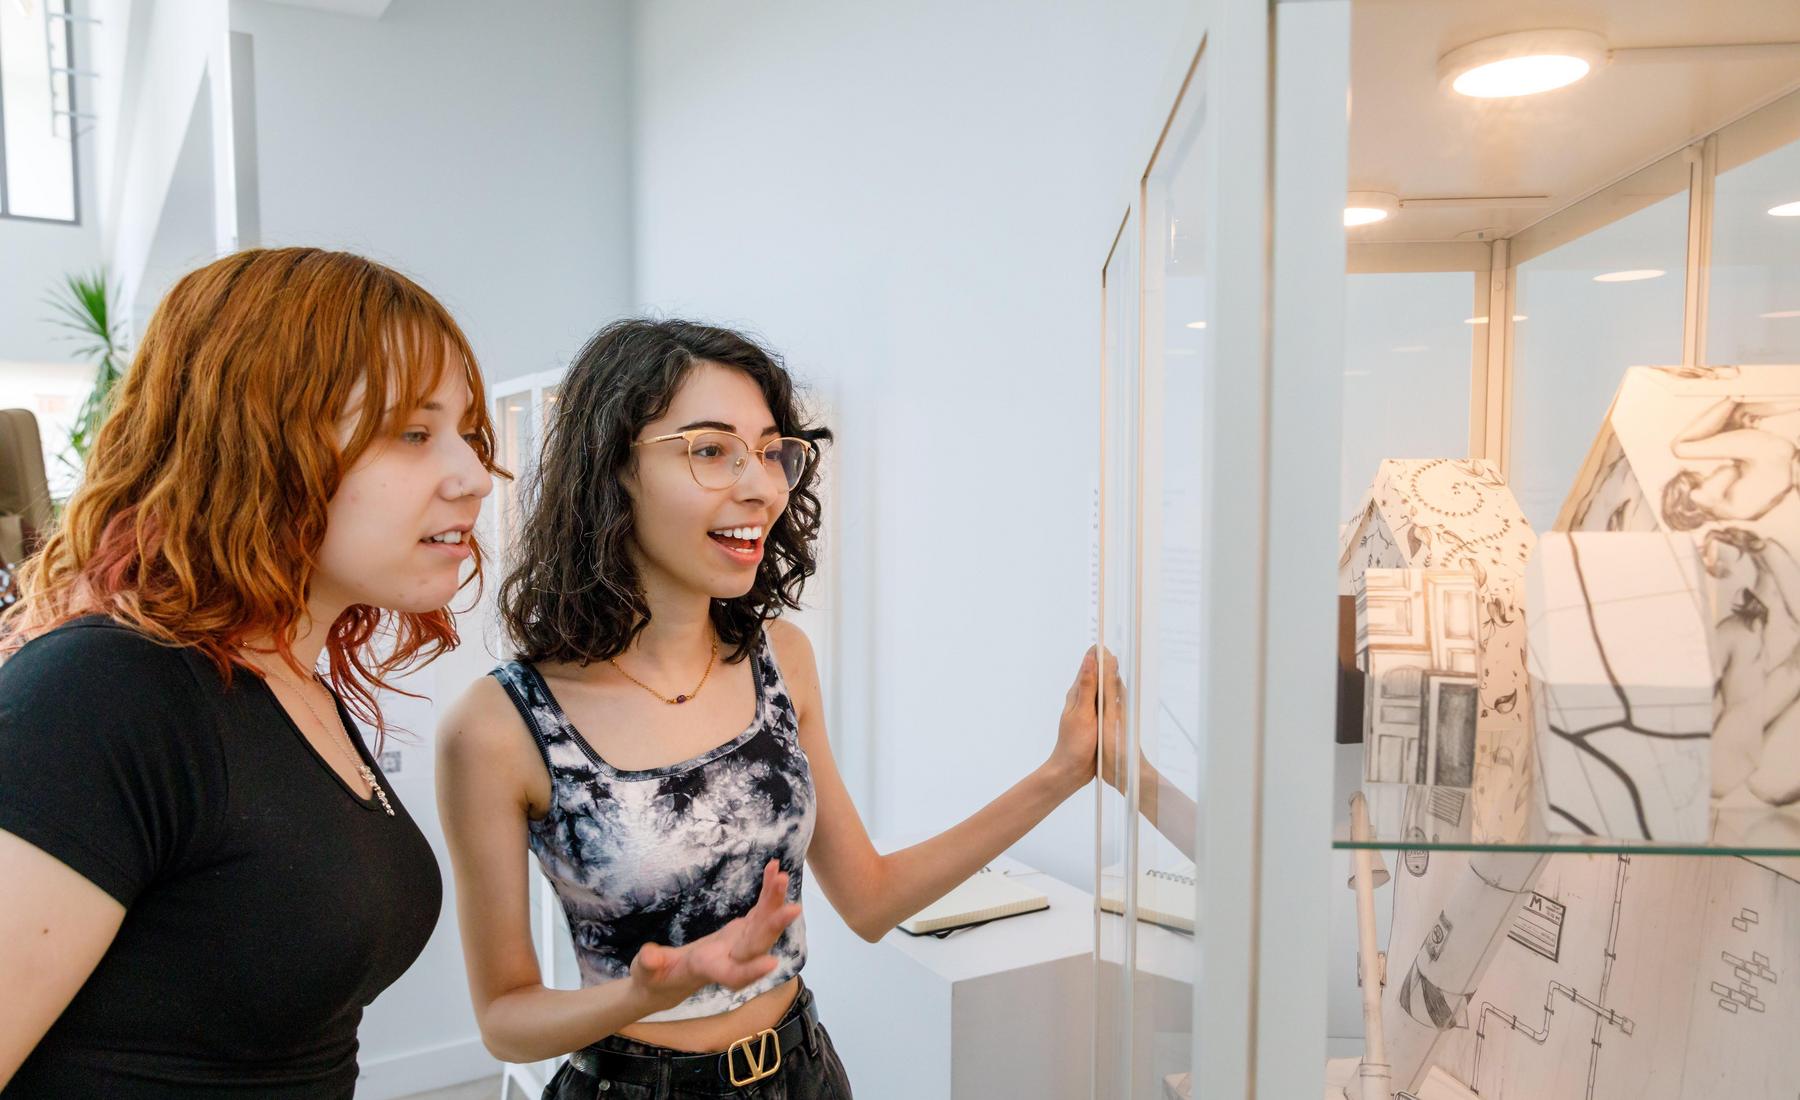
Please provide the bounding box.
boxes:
[543,980,855,1100]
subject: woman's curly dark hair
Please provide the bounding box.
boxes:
[498,319,832,666]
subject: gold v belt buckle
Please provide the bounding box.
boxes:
[724,1026,782,1087]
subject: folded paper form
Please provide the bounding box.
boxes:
[1557,365,1800,824]
[1341,459,1537,841]
[1526,532,1714,842]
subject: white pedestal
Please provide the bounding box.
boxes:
[802,852,1096,1100]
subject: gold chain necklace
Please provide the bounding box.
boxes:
[610,638,719,705]
[254,654,396,817]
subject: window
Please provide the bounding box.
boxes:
[0,0,81,223]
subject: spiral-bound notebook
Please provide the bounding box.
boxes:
[1098,864,1197,934]
[896,865,1051,936]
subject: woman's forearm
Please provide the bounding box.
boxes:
[477,975,665,1064]
[1138,763,1198,862]
[853,762,1087,940]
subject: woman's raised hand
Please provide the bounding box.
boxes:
[1048,646,1124,791]
[628,859,801,1013]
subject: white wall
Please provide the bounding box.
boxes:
[222,1,635,1092]
[631,0,1195,889]
[105,0,236,321]
[229,0,633,387]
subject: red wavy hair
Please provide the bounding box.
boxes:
[1,248,506,739]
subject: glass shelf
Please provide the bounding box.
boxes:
[1330,753,1800,860]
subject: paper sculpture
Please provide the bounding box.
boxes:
[1357,569,1480,786]
[1341,459,1538,838]
[1558,365,1800,818]
[1380,850,1800,1098]
[1526,533,1714,841]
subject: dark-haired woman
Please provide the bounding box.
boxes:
[437,319,1115,1097]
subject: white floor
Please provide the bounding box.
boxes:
[392,1076,509,1100]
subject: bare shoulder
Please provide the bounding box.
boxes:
[764,619,822,720]
[437,673,535,773]
[764,618,818,677]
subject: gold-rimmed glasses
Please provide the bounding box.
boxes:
[632,429,815,491]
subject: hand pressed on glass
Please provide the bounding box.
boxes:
[628,859,801,1013]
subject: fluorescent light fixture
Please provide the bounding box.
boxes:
[1593,269,1666,282]
[1769,201,1800,217]
[1345,191,1399,227]
[1440,30,1607,99]
[1186,320,1208,330]
[1465,316,1489,325]
[1761,310,1800,319]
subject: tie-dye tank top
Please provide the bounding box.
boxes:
[489,631,815,1021]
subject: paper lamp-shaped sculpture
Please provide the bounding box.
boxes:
[1526,533,1714,841]
[1341,459,1538,839]
[1558,365,1800,816]
[1356,569,1480,787]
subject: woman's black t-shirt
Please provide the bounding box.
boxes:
[0,616,443,1098]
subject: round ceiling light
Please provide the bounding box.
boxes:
[1440,30,1607,99]
[1345,191,1399,227]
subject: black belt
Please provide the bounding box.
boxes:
[568,988,821,1092]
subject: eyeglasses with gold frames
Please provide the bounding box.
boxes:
[632,429,815,491]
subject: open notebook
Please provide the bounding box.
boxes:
[1098,862,1197,935]
[896,865,1051,936]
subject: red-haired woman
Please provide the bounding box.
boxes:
[0,248,500,1097]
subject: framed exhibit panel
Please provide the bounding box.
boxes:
[485,368,574,1100]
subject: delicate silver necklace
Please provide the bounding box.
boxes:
[256,656,395,817]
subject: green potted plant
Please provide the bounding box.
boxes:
[47,268,129,484]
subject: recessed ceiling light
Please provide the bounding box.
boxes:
[1769,201,1800,217]
[1345,191,1399,227]
[1186,320,1208,330]
[1761,310,1800,319]
[1440,30,1607,99]
[1593,269,1665,283]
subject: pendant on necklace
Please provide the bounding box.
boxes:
[358,764,397,816]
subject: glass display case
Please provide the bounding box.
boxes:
[1098,3,1800,1097]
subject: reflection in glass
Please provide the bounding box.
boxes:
[1708,134,1800,365]
[1128,48,1209,1099]
[1341,273,1475,515]
[1096,208,1139,1100]
[1511,160,1690,530]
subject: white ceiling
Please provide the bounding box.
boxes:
[260,0,393,18]
[1349,0,1800,244]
